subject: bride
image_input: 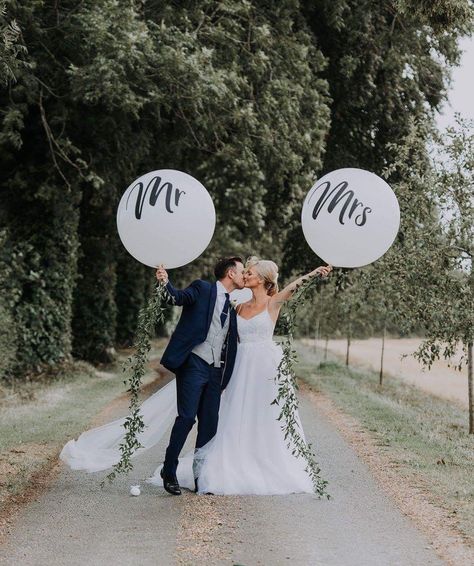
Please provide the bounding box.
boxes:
[171,257,331,495]
[61,257,332,495]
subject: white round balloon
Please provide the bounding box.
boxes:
[117,170,216,268]
[301,168,400,268]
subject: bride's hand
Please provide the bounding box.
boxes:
[312,265,332,278]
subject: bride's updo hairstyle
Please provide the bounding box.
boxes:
[246,256,279,296]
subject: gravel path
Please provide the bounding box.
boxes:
[0,387,444,566]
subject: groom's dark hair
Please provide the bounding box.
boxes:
[214,256,243,280]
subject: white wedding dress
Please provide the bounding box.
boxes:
[152,308,313,495]
[61,309,313,495]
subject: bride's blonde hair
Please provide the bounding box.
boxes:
[246,256,279,296]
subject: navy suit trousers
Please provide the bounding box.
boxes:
[163,353,222,477]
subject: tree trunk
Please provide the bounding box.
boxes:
[324,336,329,361]
[468,341,473,434]
[115,250,147,347]
[72,188,117,364]
[346,324,351,366]
[379,324,386,386]
[313,319,319,353]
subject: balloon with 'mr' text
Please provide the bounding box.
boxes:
[301,168,400,268]
[117,170,216,268]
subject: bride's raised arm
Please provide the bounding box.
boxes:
[268,264,332,317]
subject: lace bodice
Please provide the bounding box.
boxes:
[237,309,275,343]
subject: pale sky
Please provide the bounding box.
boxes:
[436,35,474,131]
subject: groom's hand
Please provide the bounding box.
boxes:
[156,265,169,284]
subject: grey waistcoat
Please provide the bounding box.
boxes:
[192,298,230,367]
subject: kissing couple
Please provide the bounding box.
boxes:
[61,256,332,495]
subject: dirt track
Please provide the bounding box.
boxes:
[309,338,468,407]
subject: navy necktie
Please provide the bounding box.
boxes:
[220,293,230,327]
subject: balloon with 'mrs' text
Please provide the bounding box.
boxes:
[117,170,216,268]
[301,168,400,268]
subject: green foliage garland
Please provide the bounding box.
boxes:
[104,282,168,484]
[274,274,330,498]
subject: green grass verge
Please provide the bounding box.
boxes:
[296,341,474,544]
[0,341,166,510]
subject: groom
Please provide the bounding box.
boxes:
[155,257,245,495]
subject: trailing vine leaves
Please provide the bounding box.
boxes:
[103,282,168,484]
[273,273,330,498]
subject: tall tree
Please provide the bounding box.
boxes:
[1,0,331,373]
[413,118,474,432]
[71,0,331,357]
[0,1,83,375]
[66,0,162,361]
[284,0,471,275]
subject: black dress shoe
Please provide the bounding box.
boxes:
[160,469,181,496]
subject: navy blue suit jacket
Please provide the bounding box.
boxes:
[160,279,238,390]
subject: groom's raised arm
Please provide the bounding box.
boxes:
[156,267,201,306]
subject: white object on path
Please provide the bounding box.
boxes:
[130,485,141,497]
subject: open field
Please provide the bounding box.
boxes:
[296,341,474,548]
[305,337,468,407]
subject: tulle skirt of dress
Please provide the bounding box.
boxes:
[60,380,177,472]
[149,339,313,495]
